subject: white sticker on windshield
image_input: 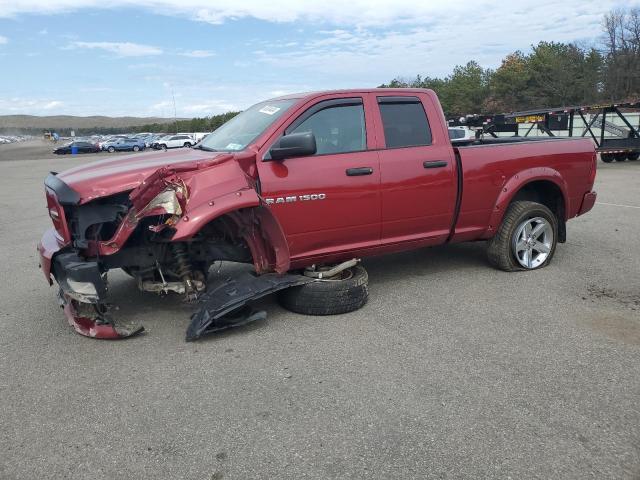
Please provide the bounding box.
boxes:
[225,143,243,150]
[259,105,281,115]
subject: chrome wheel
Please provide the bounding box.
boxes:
[512,217,553,269]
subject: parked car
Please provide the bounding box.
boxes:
[38,88,597,341]
[149,135,172,149]
[153,134,194,150]
[144,134,164,148]
[98,135,127,150]
[102,137,146,153]
[53,141,100,155]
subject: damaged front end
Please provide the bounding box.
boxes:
[38,160,292,341]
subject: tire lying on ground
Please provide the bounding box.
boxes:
[278,265,369,315]
[487,200,558,272]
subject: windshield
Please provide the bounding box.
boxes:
[199,99,296,151]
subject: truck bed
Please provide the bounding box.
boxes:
[451,137,596,243]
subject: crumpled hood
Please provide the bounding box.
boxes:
[57,148,231,203]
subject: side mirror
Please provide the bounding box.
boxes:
[268,131,316,161]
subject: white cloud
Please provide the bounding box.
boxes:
[0,0,632,28]
[0,97,64,114]
[42,100,63,109]
[0,35,8,44]
[248,1,634,81]
[69,41,163,57]
[182,100,239,113]
[180,49,215,58]
[38,29,47,35]
[150,100,173,110]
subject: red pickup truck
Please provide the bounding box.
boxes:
[38,89,597,340]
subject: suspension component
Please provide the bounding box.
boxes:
[171,243,199,301]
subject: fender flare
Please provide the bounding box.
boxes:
[172,189,290,274]
[485,167,569,236]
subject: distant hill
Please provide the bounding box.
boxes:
[0,115,188,130]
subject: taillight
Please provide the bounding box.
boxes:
[589,150,597,185]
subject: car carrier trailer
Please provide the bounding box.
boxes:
[450,101,640,163]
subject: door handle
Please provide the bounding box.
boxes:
[346,167,373,176]
[423,161,448,169]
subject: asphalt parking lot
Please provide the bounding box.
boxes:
[1,152,639,480]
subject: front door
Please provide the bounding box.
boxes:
[257,96,381,260]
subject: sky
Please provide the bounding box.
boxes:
[0,0,637,118]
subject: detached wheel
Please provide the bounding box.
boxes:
[487,201,558,272]
[601,153,614,163]
[278,265,369,315]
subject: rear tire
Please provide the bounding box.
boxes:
[487,201,558,272]
[184,142,192,148]
[601,153,614,163]
[133,145,140,152]
[627,152,639,161]
[278,265,369,315]
[615,153,627,162]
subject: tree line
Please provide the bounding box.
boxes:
[380,7,640,117]
[128,112,240,135]
[0,112,241,136]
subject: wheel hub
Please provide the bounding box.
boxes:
[512,216,553,269]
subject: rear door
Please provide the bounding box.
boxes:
[257,95,381,260]
[373,94,457,244]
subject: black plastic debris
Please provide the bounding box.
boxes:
[186,272,313,341]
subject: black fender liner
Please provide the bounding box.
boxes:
[186,272,313,341]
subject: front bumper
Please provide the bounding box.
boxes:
[38,228,105,302]
[578,191,597,216]
[38,228,143,339]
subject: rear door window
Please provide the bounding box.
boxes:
[377,97,432,148]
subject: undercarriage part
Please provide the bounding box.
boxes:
[59,291,144,339]
[278,265,369,316]
[186,272,314,341]
[171,243,201,301]
[137,278,206,295]
[303,258,360,279]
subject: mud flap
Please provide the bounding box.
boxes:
[186,273,313,341]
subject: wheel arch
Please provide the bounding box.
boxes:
[487,169,568,243]
[171,192,290,274]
